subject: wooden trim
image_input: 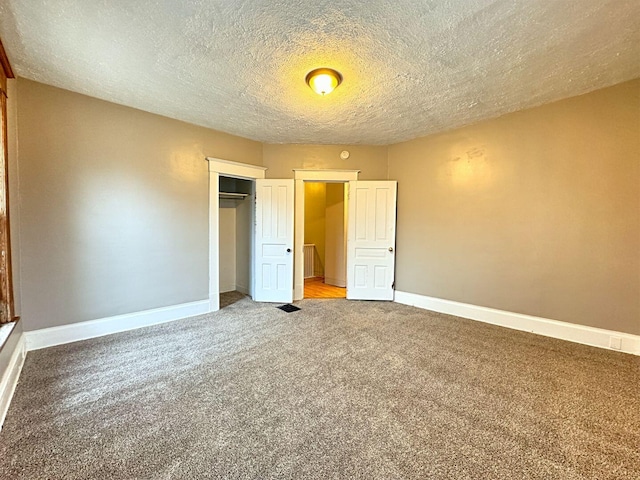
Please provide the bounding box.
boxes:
[0,37,15,323]
[0,38,14,97]
[0,90,15,323]
[0,38,14,80]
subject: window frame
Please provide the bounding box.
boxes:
[0,37,15,324]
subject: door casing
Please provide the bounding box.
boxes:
[293,170,360,301]
[208,165,398,306]
[206,157,266,312]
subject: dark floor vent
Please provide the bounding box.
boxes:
[277,304,301,313]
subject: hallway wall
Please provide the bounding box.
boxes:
[304,183,326,277]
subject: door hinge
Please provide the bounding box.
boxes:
[392,281,395,289]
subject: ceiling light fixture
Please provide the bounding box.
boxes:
[305,68,342,96]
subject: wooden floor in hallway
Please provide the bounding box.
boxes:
[304,277,346,299]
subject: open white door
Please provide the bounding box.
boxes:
[347,181,397,300]
[254,179,295,303]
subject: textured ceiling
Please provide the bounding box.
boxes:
[1,1,639,145]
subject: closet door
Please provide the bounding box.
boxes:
[346,181,397,301]
[254,179,294,303]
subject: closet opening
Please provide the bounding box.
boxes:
[303,182,347,299]
[219,175,254,308]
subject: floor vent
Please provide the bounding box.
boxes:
[277,304,301,313]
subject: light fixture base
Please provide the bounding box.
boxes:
[305,68,343,96]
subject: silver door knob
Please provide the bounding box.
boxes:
[389,247,394,252]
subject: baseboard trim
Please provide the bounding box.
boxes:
[25,300,210,351]
[0,332,26,431]
[324,277,346,288]
[394,291,640,356]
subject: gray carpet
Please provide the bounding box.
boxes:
[219,291,247,309]
[1,296,638,479]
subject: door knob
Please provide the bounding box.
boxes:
[286,248,292,253]
[388,247,394,252]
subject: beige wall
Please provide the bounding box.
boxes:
[235,194,252,295]
[262,144,388,180]
[218,205,236,293]
[11,75,639,337]
[304,182,326,277]
[324,183,346,287]
[15,78,262,330]
[389,79,640,335]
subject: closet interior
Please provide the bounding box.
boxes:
[219,176,254,302]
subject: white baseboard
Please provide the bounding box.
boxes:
[394,291,640,356]
[324,277,346,288]
[25,300,210,351]
[236,284,249,295]
[0,333,26,431]
[220,285,249,295]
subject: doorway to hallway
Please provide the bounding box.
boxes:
[303,182,347,299]
[304,277,346,299]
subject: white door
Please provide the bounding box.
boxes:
[347,181,397,300]
[254,179,295,303]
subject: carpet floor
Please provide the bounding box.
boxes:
[1,297,638,479]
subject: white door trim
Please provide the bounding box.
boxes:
[293,170,360,301]
[293,169,361,182]
[206,158,266,312]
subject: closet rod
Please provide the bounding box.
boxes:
[219,192,249,200]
